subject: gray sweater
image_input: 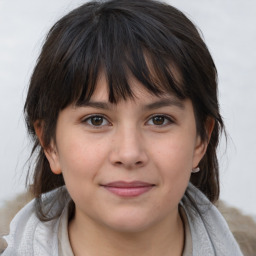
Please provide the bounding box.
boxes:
[1,183,243,256]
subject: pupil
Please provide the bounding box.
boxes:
[91,116,103,126]
[153,116,164,125]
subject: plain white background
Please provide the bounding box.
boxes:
[0,0,255,216]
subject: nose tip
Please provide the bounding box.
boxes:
[114,159,145,168]
[109,135,148,169]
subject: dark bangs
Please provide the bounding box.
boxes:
[30,0,200,116]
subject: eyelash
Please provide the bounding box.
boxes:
[146,114,174,127]
[82,115,111,128]
[82,114,174,128]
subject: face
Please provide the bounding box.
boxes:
[45,75,207,233]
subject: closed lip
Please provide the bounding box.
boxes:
[101,181,155,197]
[102,181,155,188]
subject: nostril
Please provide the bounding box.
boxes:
[114,160,143,167]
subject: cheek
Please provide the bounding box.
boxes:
[57,135,109,203]
[151,135,194,193]
[57,133,109,187]
[152,135,196,172]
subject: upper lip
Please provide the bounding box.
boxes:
[102,181,155,188]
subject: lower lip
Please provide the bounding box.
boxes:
[103,186,154,197]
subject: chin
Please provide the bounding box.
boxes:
[108,220,152,234]
[102,211,160,234]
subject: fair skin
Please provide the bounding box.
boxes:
[39,75,211,256]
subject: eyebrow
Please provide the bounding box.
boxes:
[76,97,185,110]
[77,101,111,109]
[143,98,185,110]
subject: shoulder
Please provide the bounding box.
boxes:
[0,191,33,253]
[182,183,246,255]
[0,188,69,255]
[216,200,256,256]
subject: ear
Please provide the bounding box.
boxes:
[192,118,215,168]
[34,120,62,175]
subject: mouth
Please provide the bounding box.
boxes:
[101,181,155,197]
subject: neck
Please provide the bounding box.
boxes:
[68,208,184,256]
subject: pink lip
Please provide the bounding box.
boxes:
[101,181,155,197]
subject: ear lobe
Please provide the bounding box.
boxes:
[193,118,215,168]
[34,120,62,175]
[193,137,207,168]
[44,145,62,175]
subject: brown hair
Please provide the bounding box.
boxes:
[24,0,224,220]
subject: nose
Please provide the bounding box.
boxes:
[109,126,149,169]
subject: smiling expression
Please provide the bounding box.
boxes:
[44,74,207,233]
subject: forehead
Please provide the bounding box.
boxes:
[91,73,179,101]
[72,48,188,107]
[75,73,186,111]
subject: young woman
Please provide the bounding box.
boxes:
[1,0,243,255]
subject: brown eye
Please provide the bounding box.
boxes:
[152,116,165,125]
[146,115,173,126]
[84,115,110,127]
[91,116,104,126]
